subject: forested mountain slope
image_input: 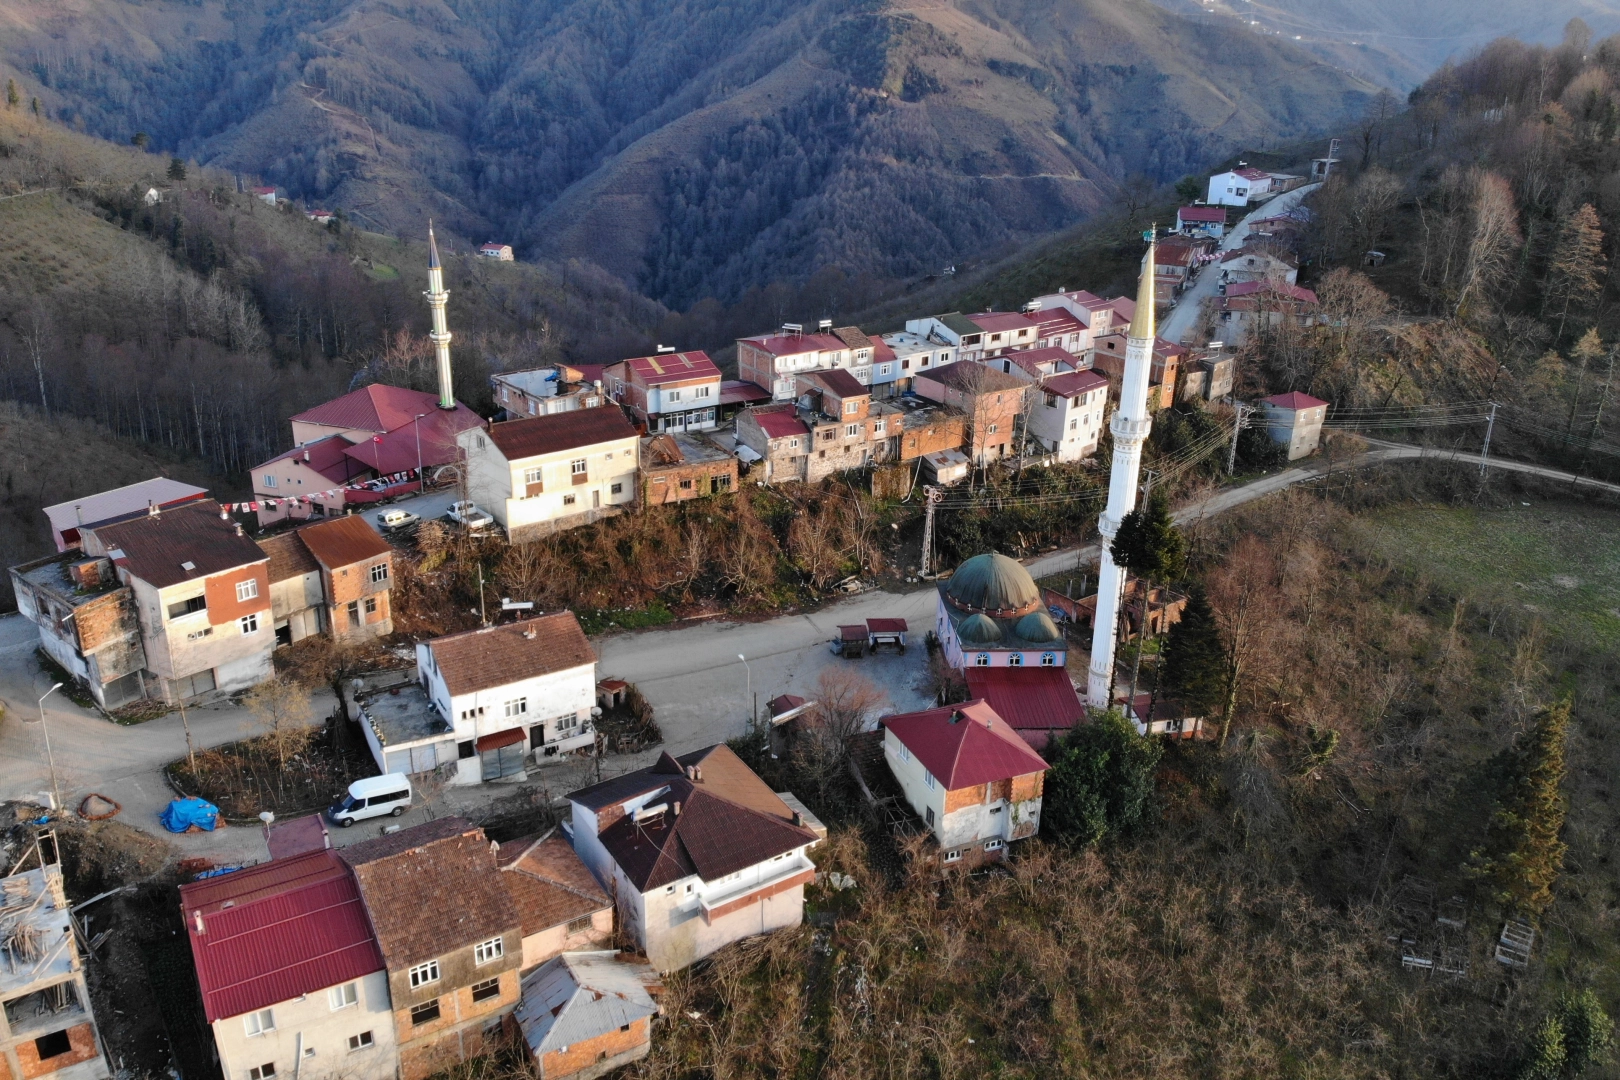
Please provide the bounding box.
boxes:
[0,0,1376,307]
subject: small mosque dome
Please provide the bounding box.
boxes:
[944,553,1040,615]
[1014,610,1062,643]
[957,613,1003,644]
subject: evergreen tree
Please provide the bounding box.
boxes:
[1042,709,1162,848]
[1466,698,1571,917]
[1111,488,1188,704]
[5,80,18,110]
[1544,203,1606,342]
[1175,175,1203,203]
[1516,1014,1568,1080]
[1158,582,1225,716]
[29,97,39,118]
[1557,990,1614,1076]
[131,131,150,150]
[167,157,187,182]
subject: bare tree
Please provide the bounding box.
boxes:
[1455,171,1523,321]
[245,676,316,770]
[797,668,885,800]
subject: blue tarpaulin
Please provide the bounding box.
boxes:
[160,797,220,833]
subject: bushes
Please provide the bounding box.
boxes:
[1041,709,1162,848]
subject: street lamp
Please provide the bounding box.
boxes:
[37,682,63,812]
[737,653,755,731]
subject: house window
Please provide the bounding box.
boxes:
[667,390,682,402]
[844,400,858,414]
[874,419,886,435]
[985,839,1005,851]
[408,961,440,988]
[346,601,359,628]
[364,597,377,615]
[1008,653,1023,666]
[370,563,389,584]
[571,459,587,476]
[943,850,961,863]
[974,653,991,667]
[1070,419,1078,431]
[235,578,259,603]
[458,741,475,759]
[988,424,998,434]
[695,385,711,398]
[409,1001,440,1026]
[939,353,949,364]
[248,1065,276,1080]
[523,467,544,497]
[562,494,577,506]
[788,438,800,449]
[347,1032,373,1052]
[263,475,277,488]
[329,983,358,1010]
[845,424,859,438]
[167,595,206,620]
[566,915,593,936]
[925,807,935,827]
[896,742,909,762]
[679,478,693,490]
[239,613,259,635]
[470,978,501,1003]
[1041,652,1057,666]
[474,937,504,964]
[244,1009,275,1037]
[504,698,527,718]
[924,770,936,791]
[1045,394,1058,409]
[611,482,623,495]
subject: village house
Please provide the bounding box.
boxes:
[77,500,272,702]
[880,699,1048,868]
[989,345,1078,382]
[11,552,148,709]
[735,326,852,401]
[892,399,969,464]
[296,515,395,640]
[341,819,523,1080]
[43,478,208,553]
[1025,290,1135,354]
[866,337,902,397]
[733,406,810,485]
[252,186,278,205]
[495,833,614,972]
[904,313,987,361]
[716,379,772,422]
[1206,166,1272,207]
[1025,368,1109,463]
[251,437,373,528]
[1148,234,1201,304]
[912,362,1028,464]
[1089,333,1185,409]
[603,351,721,433]
[1176,352,1237,403]
[307,209,335,224]
[734,370,902,484]
[259,531,326,647]
[1176,205,1227,238]
[565,744,821,973]
[512,952,659,1080]
[492,367,607,420]
[934,553,1067,671]
[1261,391,1330,460]
[1220,281,1320,336]
[966,311,1040,357]
[180,849,398,1080]
[459,408,640,542]
[479,242,515,261]
[638,433,736,506]
[1220,244,1299,285]
[1026,304,1091,354]
[0,860,110,1080]
[877,330,956,395]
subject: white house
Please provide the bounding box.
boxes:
[459,408,640,542]
[880,699,1048,868]
[736,325,856,401]
[1026,368,1109,463]
[565,744,820,973]
[1206,167,1272,207]
[180,850,399,1080]
[1260,391,1329,460]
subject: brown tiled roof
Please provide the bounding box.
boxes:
[259,532,320,584]
[496,834,610,936]
[341,817,518,970]
[426,612,595,696]
[831,326,872,351]
[920,361,1026,395]
[801,368,867,399]
[298,514,392,569]
[90,500,267,589]
[566,745,817,891]
[486,408,637,461]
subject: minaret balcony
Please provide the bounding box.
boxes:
[1110,415,1153,440]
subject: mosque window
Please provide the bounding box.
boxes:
[974,653,991,667]
[1007,653,1023,667]
[1041,653,1057,667]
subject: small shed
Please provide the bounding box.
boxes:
[921,448,971,485]
[866,617,908,651]
[597,678,628,710]
[837,625,868,657]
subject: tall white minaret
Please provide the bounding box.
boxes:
[425,222,455,410]
[1087,231,1158,708]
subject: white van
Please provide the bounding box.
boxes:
[327,773,413,827]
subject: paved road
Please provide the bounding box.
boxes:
[1157,183,1321,347]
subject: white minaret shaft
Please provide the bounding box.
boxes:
[426,223,455,410]
[1087,233,1158,709]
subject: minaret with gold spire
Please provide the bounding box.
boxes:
[1087,230,1158,709]
[425,222,455,410]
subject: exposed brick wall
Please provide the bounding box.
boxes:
[897,414,966,461]
[641,460,736,506]
[15,1022,99,1079]
[537,1017,649,1078]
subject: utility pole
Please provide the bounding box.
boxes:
[1226,403,1251,475]
[919,486,939,577]
[1480,401,1498,475]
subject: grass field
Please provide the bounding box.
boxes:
[1355,500,1620,647]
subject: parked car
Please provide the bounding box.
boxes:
[378,509,420,531]
[327,773,413,827]
[446,500,494,529]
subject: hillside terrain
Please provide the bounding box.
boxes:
[0,0,1376,306]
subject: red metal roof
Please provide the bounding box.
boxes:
[1178,205,1227,223]
[180,850,384,1023]
[291,384,458,434]
[965,667,1085,744]
[1263,391,1329,410]
[486,407,638,460]
[1003,346,1078,378]
[740,332,846,357]
[802,368,867,399]
[881,699,1049,789]
[748,405,809,441]
[620,351,721,386]
[339,403,484,473]
[866,618,908,633]
[720,380,772,406]
[258,434,367,485]
[1043,369,1108,396]
[1032,309,1086,335]
[967,312,1039,334]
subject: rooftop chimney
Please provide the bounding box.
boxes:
[148,501,159,517]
